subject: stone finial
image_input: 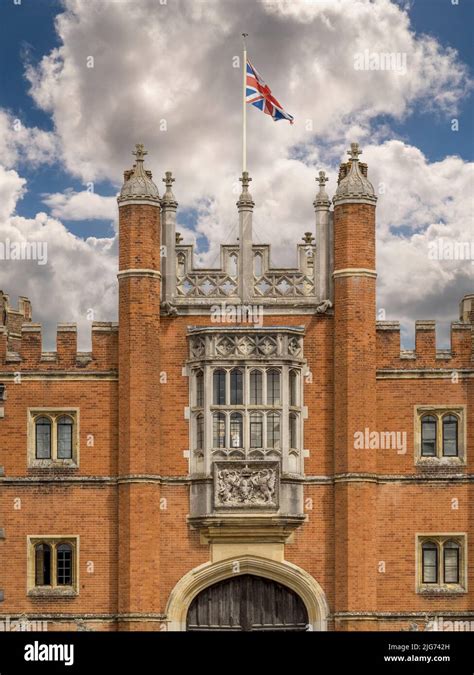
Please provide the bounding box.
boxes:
[237,171,254,208]
[348,142,362,161]
[313,170,330,208]
[161,171,177,206]
[333,142,377,205]
[176,232,183,245]
[302,232,315,244]
[133,143,148,162]
[118,143,160,203]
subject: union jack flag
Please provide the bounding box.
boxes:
[245,59,294,124]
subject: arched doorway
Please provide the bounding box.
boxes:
[186,574,308,631]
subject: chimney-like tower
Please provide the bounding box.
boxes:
[117,144,162,630]
[161,171,178,304]
[332,143,378,628]
[237,171,254,304]
[314,170,332,302]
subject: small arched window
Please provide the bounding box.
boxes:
[421,415,437,457]
[195,370,204,408]
[289,370,298,407]
[230,413,243,448]
[35,543,51,586]
[230,369,243,405]
[57,416,73,459]
[196,414,204,450]
[443,540,460,584]
[267,412,281,449]
[442,414,458,457]
[56,543,73,586]
[250,412,263,448]
[213,369,226,405]
[266,369,281,405]
[250,369,263,405]
[289,413,298,449]
[35,416,52,459]
[421,541,438,583]
[212,412,226,448]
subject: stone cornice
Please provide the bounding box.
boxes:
[3,472,474,487]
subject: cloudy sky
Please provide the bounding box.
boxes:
[0,0,472,349]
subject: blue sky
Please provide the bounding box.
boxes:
[0,0,472,348]
[1,0,472,236]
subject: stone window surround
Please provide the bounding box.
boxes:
[415,534,467,595]
[27,408,80,469]
[414,405,466,466]
[27,535,79,597]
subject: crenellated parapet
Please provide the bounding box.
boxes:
[0,320,118,372]
[0,291,32,352]
[376,296,474,371]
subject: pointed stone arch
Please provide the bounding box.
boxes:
[165,555,329,631]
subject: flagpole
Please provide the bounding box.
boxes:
[242,33,248,174]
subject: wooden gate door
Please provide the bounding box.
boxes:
[186,574,308,631]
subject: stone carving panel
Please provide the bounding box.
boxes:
[189,331,303,361]
[214,462,279,509]
[254,273,315,298]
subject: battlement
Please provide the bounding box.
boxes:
[0,291,32,351]
[376,297,474,369]
[0,321,118,371]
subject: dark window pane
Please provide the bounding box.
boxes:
[250,414,263,448]
[444,544,460,584]
[250,370,263,405]
[289,414,298,449]
[57,544,73,586]
[442,415,458,457]
[230,413,243,448]
[421,416,437,457]
[230,369,243,405]
[267,413,281,449]
[196,415,204,450]
[196,371,204,408]
[267,370,281,405]
[422,544,438,583]
[35,417,52,459]
[57,416,73,459]
[289,371,298,407]
[213,413,226,448]
[35,544,51,586]
[213,370,226,405]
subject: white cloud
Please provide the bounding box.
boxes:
[0,165,117,349]
[25,0,471,186]
[0,110,58,169]
[42,188,118,222]
[0,0,470,348]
